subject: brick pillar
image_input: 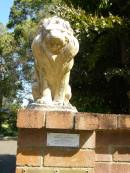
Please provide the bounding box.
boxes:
[16,110,96,173]
[16,110,130,173]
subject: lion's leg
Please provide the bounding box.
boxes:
[32,70,41,101]
[53,72,70,105]
[53,86,65,105]
[64,84,72,105]
[37,79,53,104]
[32,82,40,101]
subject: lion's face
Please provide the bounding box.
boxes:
[43,29,68,54]
[39,16,73,54]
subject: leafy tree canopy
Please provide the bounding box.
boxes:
[4,0,130,113]
[0,24,22,108]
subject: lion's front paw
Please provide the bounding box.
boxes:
[36,97,53,105]
[53,100,64,106]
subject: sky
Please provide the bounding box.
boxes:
[0,0,14,25]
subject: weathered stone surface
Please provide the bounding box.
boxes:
[95,163,130,173]
[27,103,77,112]
[46,111,74,129]
[17,109,45,128]
[95,147,112,162]
[98,114,117,129]
[16,111,130,173]
[18,129,45,147]
[76,113,130,130]
[32,16,79,107]
[118,115,130,129]
[44,148,95,167]
[96,131,130,147]
[80,131,95,149]
[75,113,98,130]
[112,164,130,173]
[95,163,111,173]
[17,110,130,130]
[16,148,43,166]
[15,168,23,173]
[113,147,130,162]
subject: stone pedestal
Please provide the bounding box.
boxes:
[16,110,130,173]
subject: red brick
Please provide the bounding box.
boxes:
[44,148,95,167]
[118,115,130,129]
[18,129,45,148]
[95,163,112,173]
[75,113,98,130]
[80,131,95,149]
[95,147,112,162]
[96,131,130,147]
[95,163,130,173]
[16,148,43,166]
[112,164,130,173]
[46,111,74,129]
[17,109,45,128]
[98,114,117,129]
[15,168,23,173]
[113,147,130,162]
[88,169,94,173]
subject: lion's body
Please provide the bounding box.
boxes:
[32,16,79,105]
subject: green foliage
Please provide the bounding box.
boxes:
[0,23,7,34]
[0,32,15,56]
[7,0,45,28]
[4,0,130,114]
[0,104,19,136]
[0,28,22,109]
[63,0,130,17]
[48,3,130,113]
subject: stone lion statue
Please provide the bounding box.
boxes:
[32,16,79,106]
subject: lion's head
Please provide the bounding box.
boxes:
[38,16,75,54]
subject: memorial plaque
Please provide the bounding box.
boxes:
[47,133,80,147]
